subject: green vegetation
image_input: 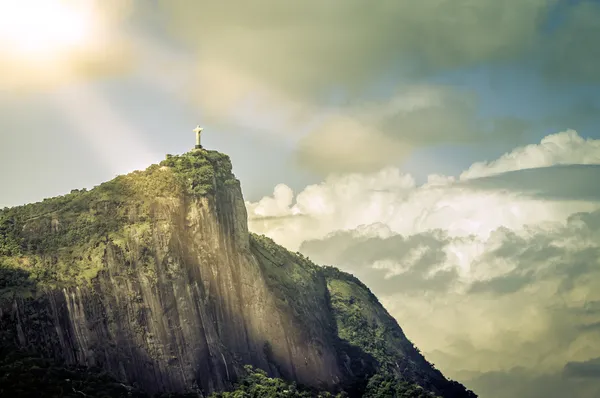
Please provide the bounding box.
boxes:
[249,232,333,341]
[0,349,148,398]
[0,355,435,398]
[160,150,239,196]
[324,266,405,371]
[0,149,476,397]
[209,366,437,398]
[321,266,477,398]
[248,240,453,397]
[161,151,214,196]
[363,374,438,398]
[0,150,239,294]
[250,233,320,272]
[210,365,343,398]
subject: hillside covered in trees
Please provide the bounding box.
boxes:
[0,150,476,397]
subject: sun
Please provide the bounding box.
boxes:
[0,0,98,61]
[0,0,111,90]
[0,0,135,91]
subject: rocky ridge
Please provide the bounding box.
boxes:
[0,149,476,397]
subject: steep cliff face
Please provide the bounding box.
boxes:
[0,150,475,397]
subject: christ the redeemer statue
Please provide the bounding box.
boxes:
[193,125,203,149]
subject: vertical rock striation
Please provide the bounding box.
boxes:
[0,150,475,397]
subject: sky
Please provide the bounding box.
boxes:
[2,1,600,397]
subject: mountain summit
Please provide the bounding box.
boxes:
[0,149,476,397]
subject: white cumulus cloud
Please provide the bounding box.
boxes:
[461,129,600,179]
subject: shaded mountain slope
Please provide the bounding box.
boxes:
[0,149,475,397]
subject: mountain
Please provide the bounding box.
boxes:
[0,149,476,397]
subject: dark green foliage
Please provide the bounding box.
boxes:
[0,348,440,398]
[0,150,239,290]
[364,374,438,398]
[321,266,380,303]
[0,263,32,290]
[208,366,438,398]
[159,149,239,197]
[0,150,236,255]
[0,348,221,398]
[323,266,404,372]
[160,152,215,195]
[0,349,149,398]
[0,262,35,300]
[0,210,22,256]
[0,178,132,262]
[330,288,397,370]
[250,234,322,275]
[0,347,439,398]
[210,365,345,398]
[321,266,477,398]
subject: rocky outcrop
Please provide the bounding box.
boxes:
[0,150,475,397]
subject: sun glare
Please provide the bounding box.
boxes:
[0,0,96,62]
[0,0,110,90]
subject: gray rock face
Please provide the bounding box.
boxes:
[0,150,475,397]
[2,179,341,395]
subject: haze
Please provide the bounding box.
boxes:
[2,1,600,397]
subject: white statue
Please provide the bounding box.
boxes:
[193,125,204,149]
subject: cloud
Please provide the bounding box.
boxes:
[460,165,600,202]
[161,0,600,95]
[300,228,458,293]
[147,1,600,170]
[540,1,600,84]
[293,84,544,174]
[50,1,591,176]
[294,85,510,173]
[246,130,600,398]
[294,113,411,174]
[462,368,600,398]
[461,130,600,179]
[248,132,600,252]
[159,0,550,100]
[0,0,136,92]
[563,357,600,379]
[465,216,600,296]
[146,0,574,173]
